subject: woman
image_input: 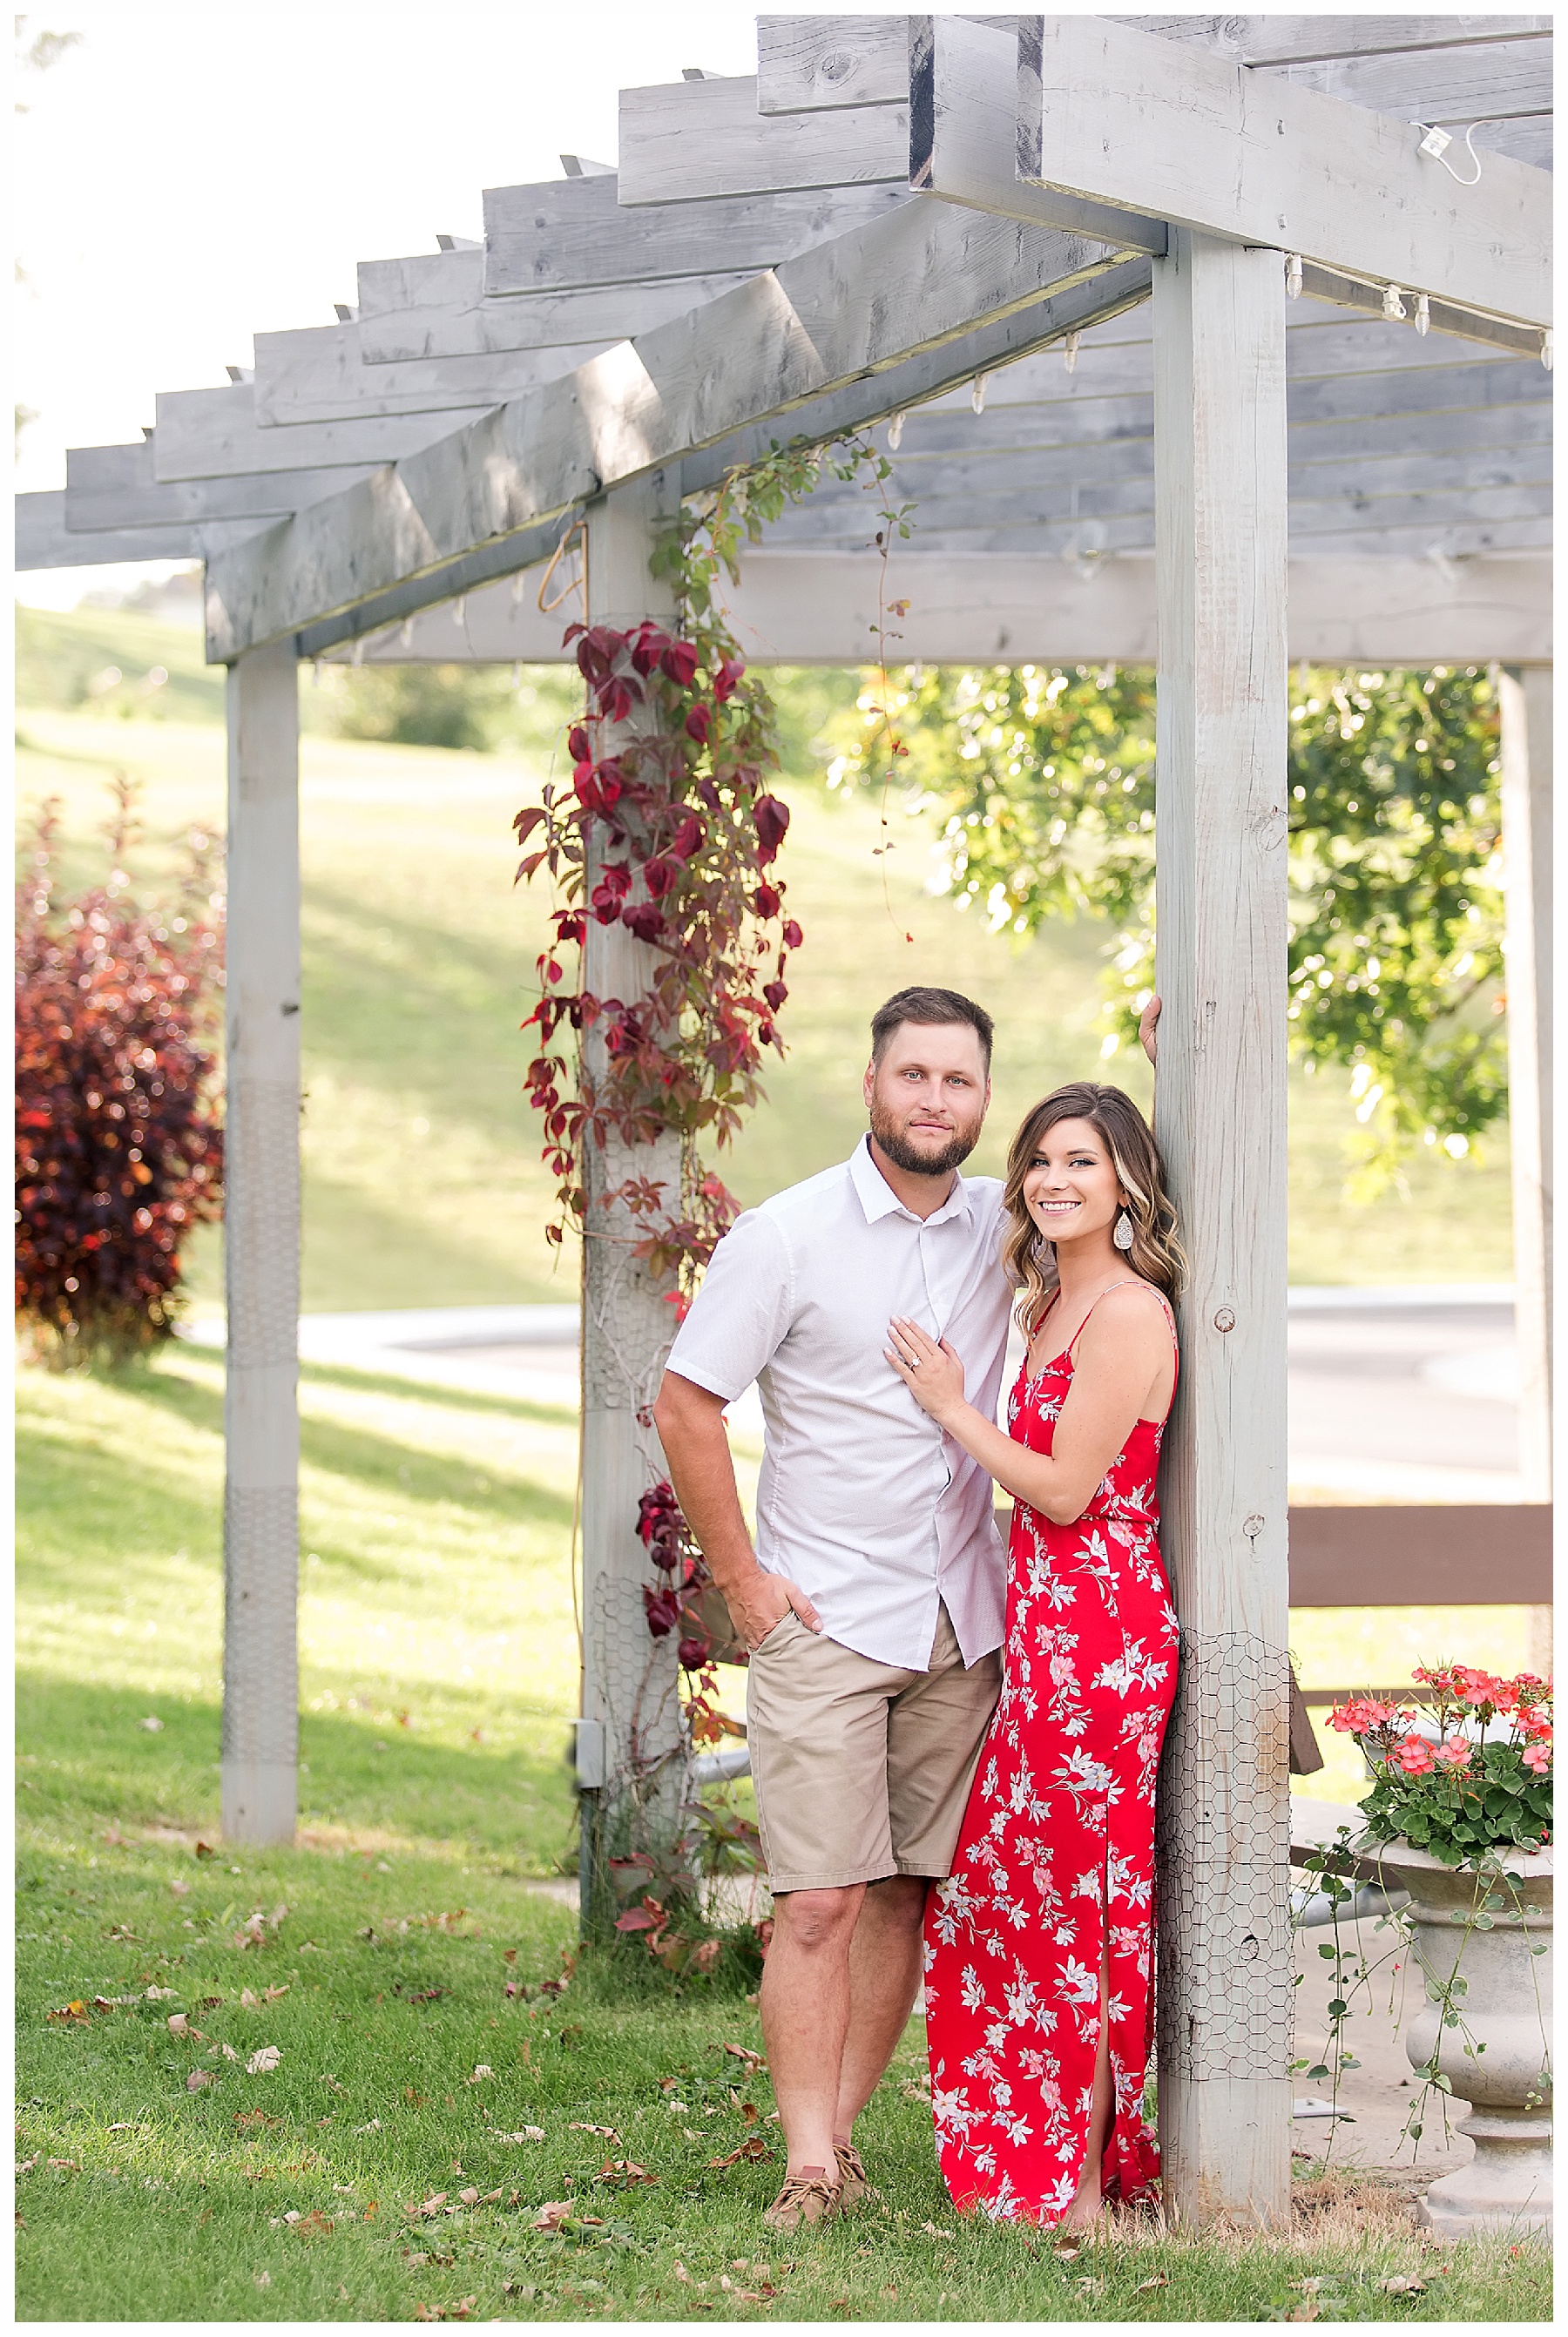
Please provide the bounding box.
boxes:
[885,1081,1184,2230]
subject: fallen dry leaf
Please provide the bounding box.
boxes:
[167,2014,191,2038]
[47,2158,81,2173]
[294,2211,335,2236]
[723,2043,766,2074]
[1135,2273,1169,2293]
[599,2158,657,2185]
[1376,2276,1426,2296]
[186,2070,215,2091]
[46,2002,89,2026]
[570,2122,618,2139]
[240,1989,260,2010]
[139,1716,163,1732]
[531,2201,575,2232]
[195,1841,216,1859]
[247,2046,282,2075]
[709,2137,772,2169]
[458,2187,479,2206]
[168,1878,191,1897]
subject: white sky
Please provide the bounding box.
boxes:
[14,0,909,606]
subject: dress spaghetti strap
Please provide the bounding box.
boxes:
[1064,1276,1177,1356]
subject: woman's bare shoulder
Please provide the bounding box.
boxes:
[1079,1280,1174,1349]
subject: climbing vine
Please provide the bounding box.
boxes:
[512,436,904,1780]
[514,434,901,1305]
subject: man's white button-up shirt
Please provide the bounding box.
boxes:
[665,1135,1010,1671]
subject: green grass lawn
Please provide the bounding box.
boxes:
[16,603,1517,1312]
[16,1345,1551,2322]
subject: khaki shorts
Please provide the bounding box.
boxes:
[745,1604,1002,1895]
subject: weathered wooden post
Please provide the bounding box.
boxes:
[576,469,688,1930]
[1498,665,1552,1666]
[221,638,301,1845]
[1151,228,1294,2227]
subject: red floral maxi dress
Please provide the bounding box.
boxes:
[923,1286,1179,2225]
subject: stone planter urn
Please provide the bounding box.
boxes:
[1368,1838,1552,2239]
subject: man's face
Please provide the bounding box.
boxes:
[863,1021,991,1179]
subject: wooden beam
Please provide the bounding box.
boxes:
[908,28,1547,355]
[577,470,686,1928]
[205,205,1146,656]
[1292,264,1550,361]
[355,251,757,363]
[64,437,377,529]
[1108,17,1552,69]
[1265,36,1551,126]
[251,322,603,426]
[1151,227,1292,2231]
[221,640,301,1847]
[325,550,1552,672]
[757,13,911,112]
[1288,1505,1551,1608]
[1473,118,1552,168]
[909,15,1169,253]
[618,71,907,205]
[154,384,495,483]
[16,489,267,568]
[482,171,911,294]
[1017,15,1551,328]
[1499,669,1553,1550]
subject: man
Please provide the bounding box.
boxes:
[652,986,1010,2232]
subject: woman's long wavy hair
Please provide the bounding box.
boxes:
[1003,1082,1186,1334]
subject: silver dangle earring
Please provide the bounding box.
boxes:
[1113,1207,1135,1253]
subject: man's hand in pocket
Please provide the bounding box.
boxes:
[731,1570,822,1652]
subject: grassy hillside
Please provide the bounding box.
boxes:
[16,602,1514,1310]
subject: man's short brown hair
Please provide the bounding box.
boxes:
[870,986,994,1071]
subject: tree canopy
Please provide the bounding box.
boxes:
[826,662,1505,1187]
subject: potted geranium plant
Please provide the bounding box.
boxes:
[1322,1666,1552,2239]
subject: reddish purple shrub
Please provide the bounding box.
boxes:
[16,781,224,1363]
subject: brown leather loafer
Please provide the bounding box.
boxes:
[834,2140,875,2207]
[761,2166,841,2232]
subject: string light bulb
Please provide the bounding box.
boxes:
[1543,331,1553,374]
[399,617,415,647]
[1063,331,1080,375]
[887,411,905,451]
[452,594,467,625]
[971,373,989,415]
[1414,294,1430,336]
[510,571,527,607]
[1285,253,1303,299]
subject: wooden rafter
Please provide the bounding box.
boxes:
[1017,15,1551,327]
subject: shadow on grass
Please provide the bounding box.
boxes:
[17,1673,578,1868]
[21,1353,573,1594]
[299,1357,578,1432]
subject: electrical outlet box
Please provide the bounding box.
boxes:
[573,1718,606,1789]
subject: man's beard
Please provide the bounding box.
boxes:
[868,1098,984,1179]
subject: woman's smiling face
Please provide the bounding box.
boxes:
[1021,1117,1124,1247]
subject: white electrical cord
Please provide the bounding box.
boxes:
[1416,121,1483,186]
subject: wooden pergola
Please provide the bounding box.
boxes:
[19,14,1552,2226]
